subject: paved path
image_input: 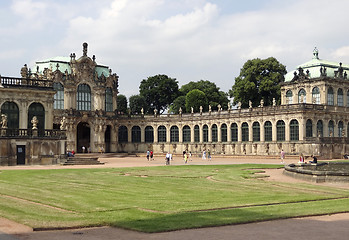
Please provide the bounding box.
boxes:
[1,155,348,240]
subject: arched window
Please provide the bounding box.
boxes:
[1,101,19,129]
[338,121,344,137]
[328,120,334,137]
[252,122,260,142]
[298,89,306,103]
[317,120,323,137]
[158,126,167,142]
[53,82,64,109]
[231,123,238,142]
[118,126,128,143]
[306,119,313,137]
[203,124,208,142]
[286,90,293,104]
[170,126,179,142]
[77,84,91,111]
[276,120,285,141]
[337,88,343,106]
[131,126,141,143]
[145,126,154,143]
[105,87,113,112]
[194,125,200,142]
[264,121,272,142]
[28,102,45,130]
[290,119,299,141]
[221,124,227,142]
[183,125,191,142]
[312,87,320,104]
[327,87,334,105]
[241,122,249,142]
[211,124,218,142]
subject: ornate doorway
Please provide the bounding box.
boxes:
[77,122,90,153]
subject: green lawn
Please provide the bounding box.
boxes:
[0,164,349,232]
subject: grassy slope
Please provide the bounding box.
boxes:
[0,164,348,232]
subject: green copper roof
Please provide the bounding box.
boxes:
[284,48,349,82]
[33,56,110,77]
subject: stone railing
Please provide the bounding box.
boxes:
[0,76,53,89]
[0,128,66,139]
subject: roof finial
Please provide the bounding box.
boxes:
[313,47,319,59]
[83,42,88,57]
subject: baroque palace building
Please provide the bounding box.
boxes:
[1,44,349,165]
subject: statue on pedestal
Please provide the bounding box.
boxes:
[31,116,38,129]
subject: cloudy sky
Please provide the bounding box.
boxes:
[1,0,349,98]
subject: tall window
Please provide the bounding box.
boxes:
[145,126,154,143]
[317,120,323,137]
[53,82,64,109]
[327,87,334,105]
[337,88,343,106]
[28,103,45,130]
[298,89,306,103]
[312,87,320,104]
[203,125,208,142]
[131,126,141,143]
[1,101,19,129]
[347,90,349,106]
[252,122,260,142]
[276,120,285,141]
[211,124,218,142]
[183,125,191,142]
[158,125,166,142]
[221,124,227,142]
[290,119,299,141]
[264,121,272,142]
[241,122,249,142]
[306,119,313,137]
[338,121,344,137]
[286,90,293,104]
[77,84,91,111]
[118,126,128,142]
[105,87,113,112]
[231,123,238,142]
[170,126,179,142]
[194,125,200,142]
[328,120,334,137]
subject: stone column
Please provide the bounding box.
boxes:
[285,119,290,142]
[141,126,145,143]
[299,118,305,141]
[218,123,222,142]
[128,125,132,143]
[272,121,277,142]
[237,122,242,142]
[260,122,265,142]
[154,125,158,143]
[227,122,231,142]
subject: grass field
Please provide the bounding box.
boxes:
[0,164,349,232]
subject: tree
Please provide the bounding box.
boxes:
[229,57,287,108]
[185,89,208,113]
[117,94,127,114]
[129,95,147,114]
[139,74,180,114]
[180,80,229,111]
[170,96,186,114]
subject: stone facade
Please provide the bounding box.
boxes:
[1,45,349,165]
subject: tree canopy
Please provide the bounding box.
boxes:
[116,94,127,114]
[179,80,229,111]
[229,57,287,108]
[185,89,208,113]
[139,74,180,114]
[129,95,147,114]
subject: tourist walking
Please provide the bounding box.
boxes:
[207,149,211,161]
[184,153,188,164]
[202,150,206,160]
[146,150,150,161]
[165,152,170,165]
[150,150,154,160]
[280,149,285,163]
[189,151,192,161]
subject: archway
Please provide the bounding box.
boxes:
[105,125,111,153]
[77,122,90,153]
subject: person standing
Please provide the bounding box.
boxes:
[146,150,150,161]
[207,149,211,161]
[165,152,170,165]
[184,153,188,164]
[150,150,154,160]
[189,151,192,161]
[82,146,85,153]
[202,150,206,160]
[280,149,285,163]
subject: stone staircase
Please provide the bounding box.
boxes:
[62,157,104,165]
